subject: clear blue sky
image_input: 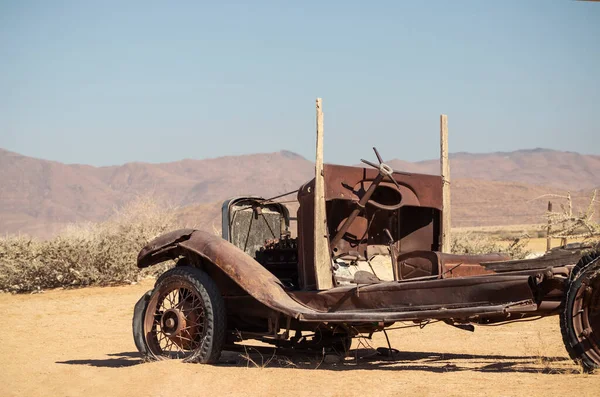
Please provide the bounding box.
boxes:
[1,1,598,166]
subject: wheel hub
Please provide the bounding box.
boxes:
[161,309,187,337]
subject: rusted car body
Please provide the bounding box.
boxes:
[132,155,600,371]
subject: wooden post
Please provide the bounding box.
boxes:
[546,201,552,252]
[440,114,451,253]
[313,98,333,289]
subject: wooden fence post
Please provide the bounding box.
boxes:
[440,114,451,253]
[546,201,552,252]
[313,98,333,289]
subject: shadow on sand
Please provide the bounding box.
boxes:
[57,352,143,368]
[57,348,577,374]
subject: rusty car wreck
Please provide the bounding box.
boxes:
[132,148,600,372]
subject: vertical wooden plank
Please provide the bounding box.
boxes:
[440,114,451,253]
[546,201,552,252]
[314,98,333,289]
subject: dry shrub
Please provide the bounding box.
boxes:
[451,231,530,259]
[543,190,600,243]
[0,197,178,293]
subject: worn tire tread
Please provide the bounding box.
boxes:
[560,251,600,372]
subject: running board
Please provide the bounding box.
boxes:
[296,300,538,322]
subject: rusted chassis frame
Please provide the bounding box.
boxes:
[138,229,570,336]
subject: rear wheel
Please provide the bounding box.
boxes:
[139,267,226,363]
[561,254,600,372]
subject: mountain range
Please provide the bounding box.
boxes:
[1,147,599,238]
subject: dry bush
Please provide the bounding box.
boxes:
[0,197,178,293]
[451,231,530,259]
[542,190,600,243]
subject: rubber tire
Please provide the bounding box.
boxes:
[132,289,153,358]
[560,252,600,373]
[143,266,227,364]
[570,251,600,281]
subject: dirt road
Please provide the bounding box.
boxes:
[1,280,597,397]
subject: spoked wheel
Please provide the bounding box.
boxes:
[561,254,600,372]
[138,267,226,363]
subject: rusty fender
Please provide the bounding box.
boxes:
[137,229,314,319]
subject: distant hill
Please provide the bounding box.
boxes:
[1,147,598,238]
[0,148,313,237]
[388,148,600,190]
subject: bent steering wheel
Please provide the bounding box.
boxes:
[360,148,410,211]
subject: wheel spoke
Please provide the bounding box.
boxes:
[187,301,205,311]
[167,291,175,308]
[176,334,195,343]
[158,332,167,344]
[182,321,204,328]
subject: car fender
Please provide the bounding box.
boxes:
[137,229,313,319]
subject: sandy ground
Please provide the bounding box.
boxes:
[516,237,566,254]
[1,280,598,397]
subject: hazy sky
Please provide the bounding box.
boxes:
[1,1,598,166]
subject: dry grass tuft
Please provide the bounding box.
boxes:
[0,197,178,293]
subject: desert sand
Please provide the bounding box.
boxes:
[1,279,598,397]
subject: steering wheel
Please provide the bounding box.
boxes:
[360,148,410,211]
[330,147,411,250]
